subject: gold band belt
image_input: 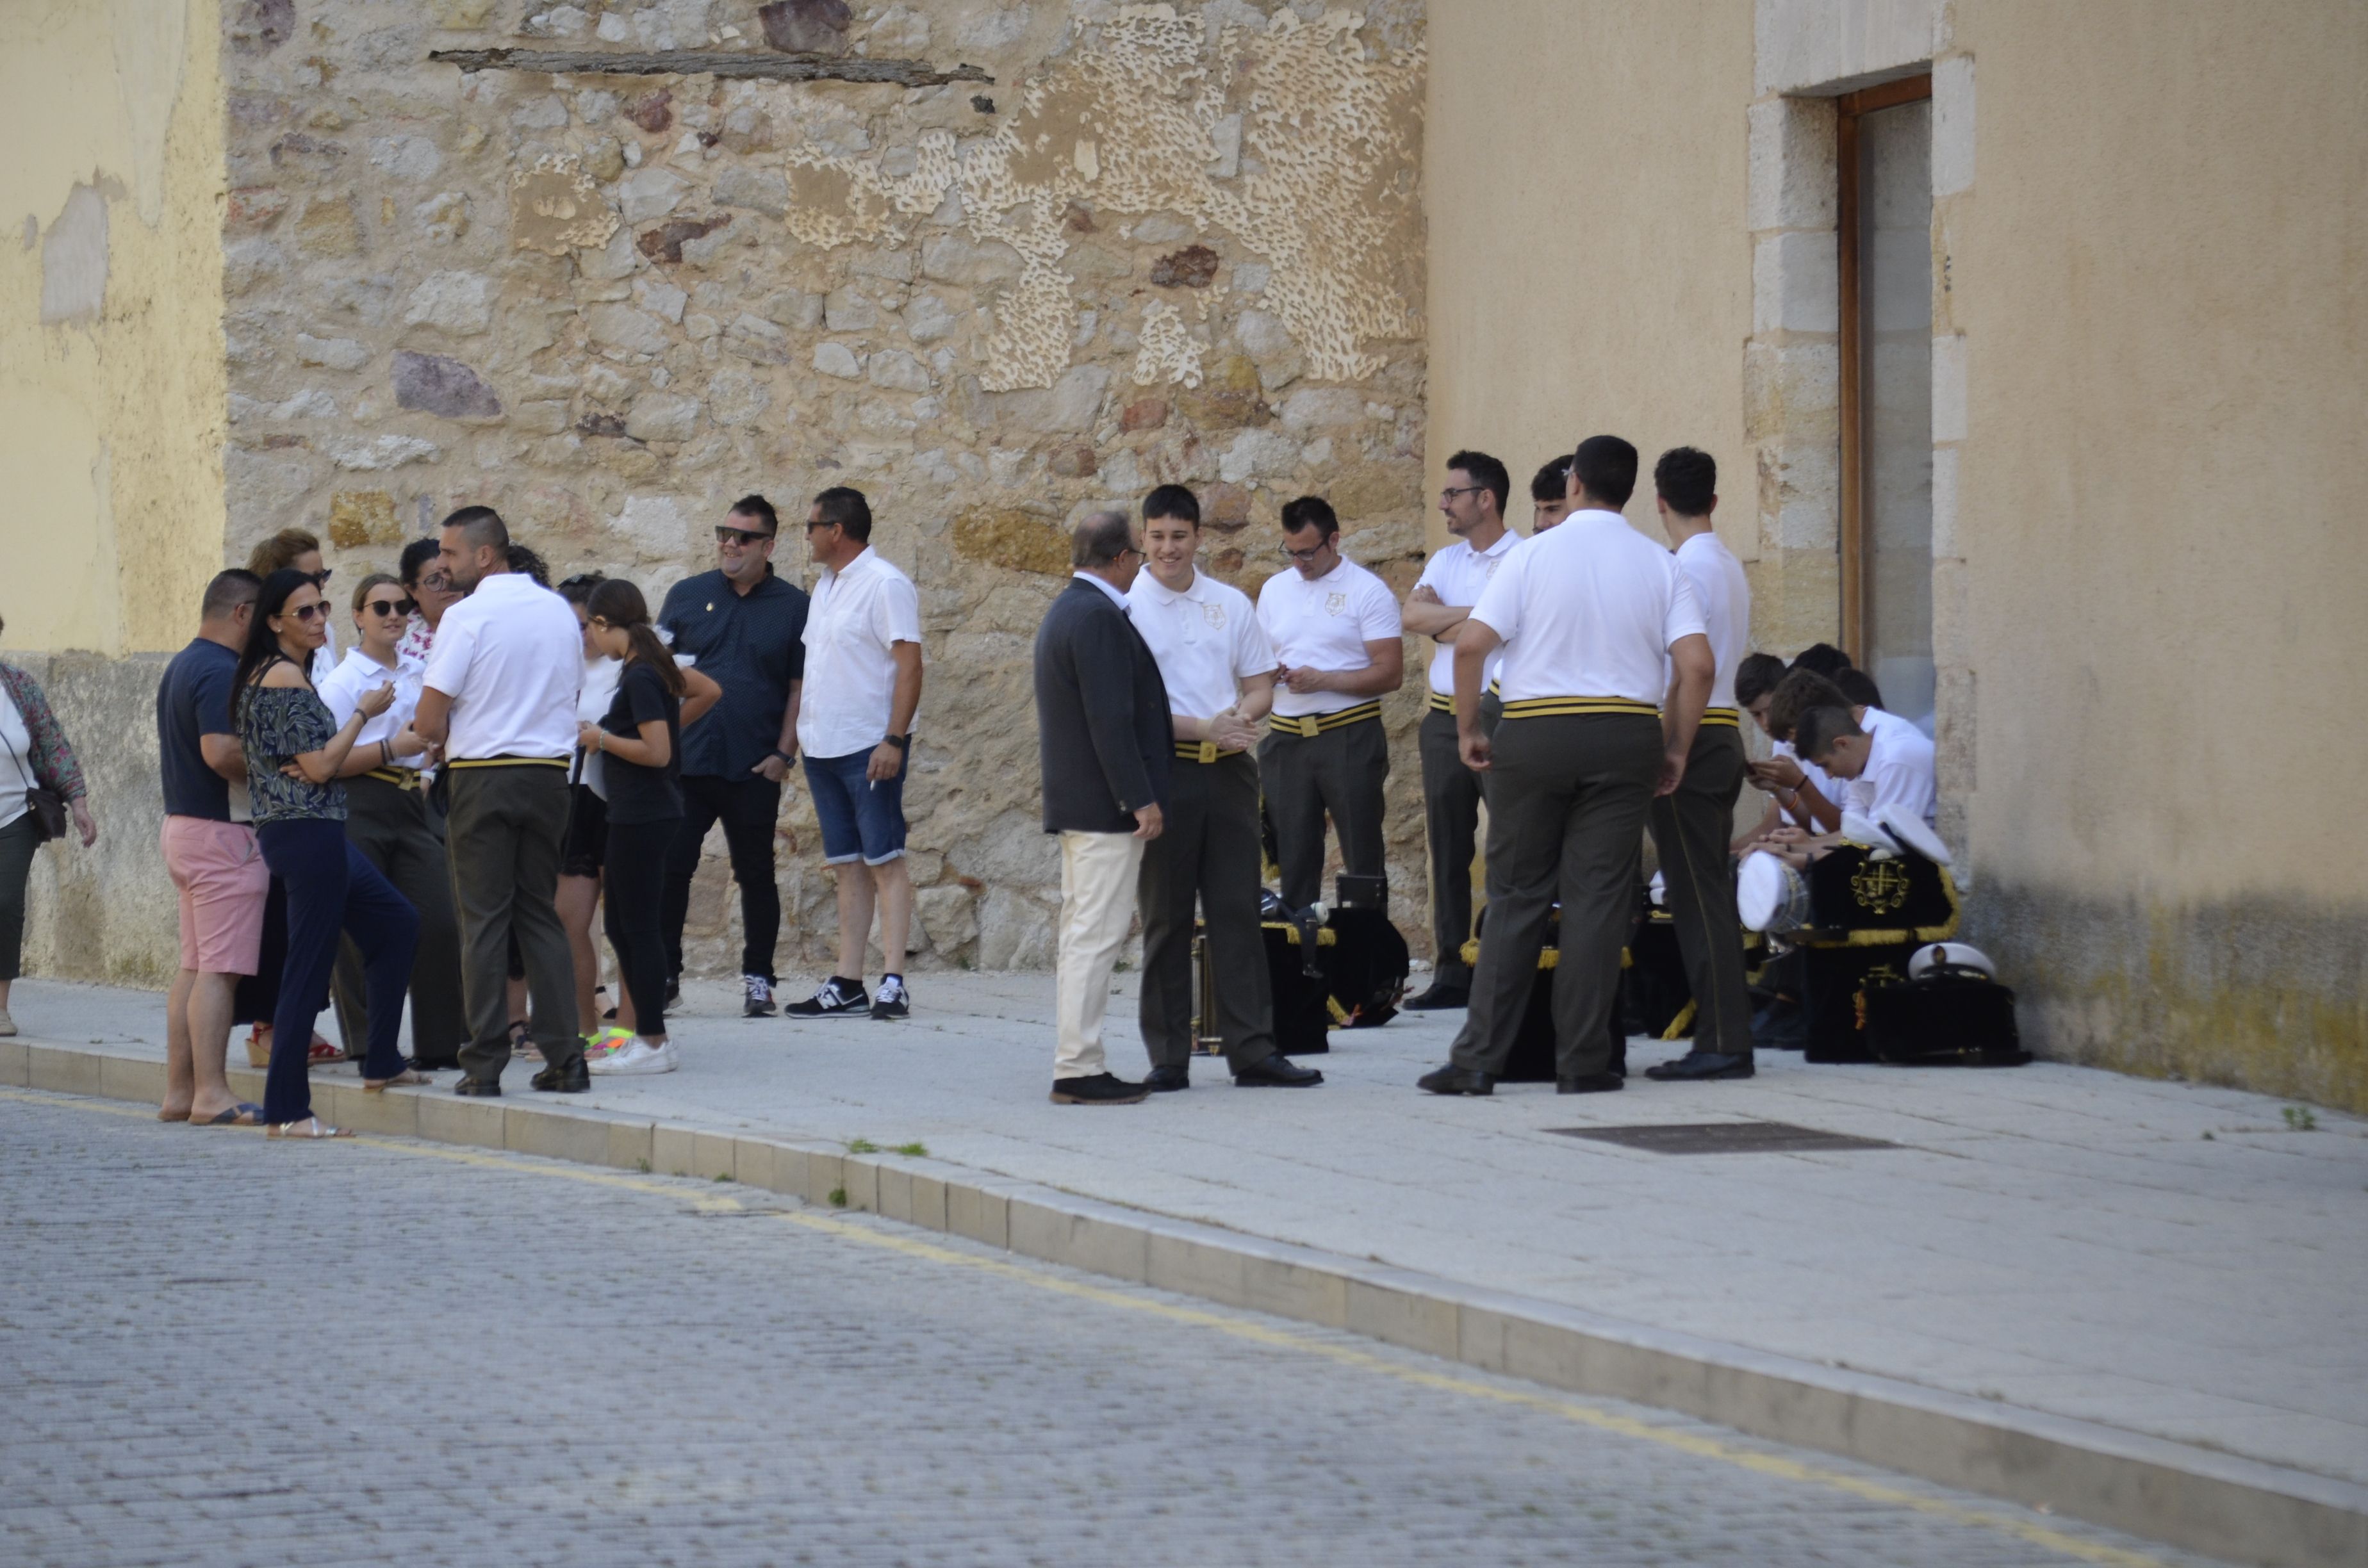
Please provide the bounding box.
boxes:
[1427,684,1504,714]
[362,767,422,790]
[1497,696,1660,721]
[445,756,569,770]
[1700,706,1741,729]
[1267,701,1381,739]
[1173,740,1249,764]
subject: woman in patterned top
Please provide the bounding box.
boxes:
[234,569,423,1139]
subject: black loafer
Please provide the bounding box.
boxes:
[1557,1072,1624,1094]
[1233,1054,1322,1088]
[531,1059,591,1093]
[1401,983,1470,1011]
[1144,1064,1192,1092]
[1049,1072,1150,1105]
[1417,1065,1494,1096]
[452,1077,502,1098]
[1645,1050,1755,1081]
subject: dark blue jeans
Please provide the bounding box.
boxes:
[256,817,419,1125]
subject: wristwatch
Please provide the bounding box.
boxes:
[768,747,794,764]
[884,733,911,751]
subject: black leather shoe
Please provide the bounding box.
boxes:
[1144,1064,1192,1092]
[1557,1072,1625,1094]
[1645,1050,1755,1081]
[531,1058,591,1093]
[1402,982,1470,1011]
[1417,1065,1493,1096]
[1049,1072,1150,1105]
[1234,1054,1322,1088]
[452,1077,501,1098]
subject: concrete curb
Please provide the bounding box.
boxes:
[8,1036,2361,1568]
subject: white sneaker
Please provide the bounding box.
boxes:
[589,1038,677,1075]
[0,1005,15,1037]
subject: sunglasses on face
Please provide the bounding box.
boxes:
[286,603,328,622]
[716,526,775,546]
[306,569,334,587]
[364,598,415,617]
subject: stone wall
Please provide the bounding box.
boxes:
[218,0,1430,977]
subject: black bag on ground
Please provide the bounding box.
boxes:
[1863,967,2029,1066]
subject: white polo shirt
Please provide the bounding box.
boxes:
[420,571,582,761]
[1255,555,1402,719]
[1411,528,1518,700]
[798,546,923,760]
[1847,706,1937,828]
[318,645,422,753]
[1470,509,1706,707]
[1128,567,1274,721]
[1772,738,1843,829]
[1672,532,1751,712]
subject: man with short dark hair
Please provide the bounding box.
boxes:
[1530,455,1575,532]
[1128,486,1323,1091]
[786,486,925,1022]
[657,494,810,1016]
[1254,495,1404,908]
[415,507,588,1095]
[1419,435,1714,1097]
[155,569,268,1125]
[1035,509,1168,1105]
[1640,447,1758,1083]
[1797,699,1936,828]
[1400,450,1518,1010]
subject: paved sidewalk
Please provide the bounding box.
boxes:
[13,969,2365,1493]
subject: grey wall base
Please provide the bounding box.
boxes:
[7,1038,2360,1568]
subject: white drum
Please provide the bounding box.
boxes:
[1738,850,1813,933]
[1909,941,1994,979]
[1876,804,1953,867]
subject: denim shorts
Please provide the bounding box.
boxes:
[803,746,907,866]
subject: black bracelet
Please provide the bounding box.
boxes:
[884,733,911,751]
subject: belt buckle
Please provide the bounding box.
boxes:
[1196,740,1219,765]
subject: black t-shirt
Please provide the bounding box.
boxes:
[155,639,240,821]
[600,660,682,825]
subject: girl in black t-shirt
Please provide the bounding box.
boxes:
[577,580,711,1075]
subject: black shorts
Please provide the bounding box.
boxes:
[561,784,609,879]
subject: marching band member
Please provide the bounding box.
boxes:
[1254,496,1404,910]
[1401,452,1520,1011]
[1419,436,1713,1096]
[1128,487,1322,1091]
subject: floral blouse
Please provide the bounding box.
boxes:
[238,682,346,826]
[0,661,87,801]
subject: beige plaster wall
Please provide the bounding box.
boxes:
[0,0,227,660]
[1948,0,2368,1107]
[1424,0,1754,561]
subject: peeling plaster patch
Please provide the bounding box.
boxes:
[108,0,191,227]
[40,184,110,325]
[510,156,620,254]
[1132,300,1203,388]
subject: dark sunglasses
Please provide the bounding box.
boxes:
[716,525,775,546]
[287,603,329,622]
[364,597,415,617]
[306,568,334,587]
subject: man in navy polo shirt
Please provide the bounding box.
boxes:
[657,494,810,1016]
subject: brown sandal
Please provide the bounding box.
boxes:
[363,1070,432,1094]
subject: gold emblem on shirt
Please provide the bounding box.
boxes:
[1325,592,1347,616]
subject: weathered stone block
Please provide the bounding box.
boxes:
[707,369,772,427]
[812,341,862,379]
[393,351,502,420]
[723,311,790,364]
[1329,463,1416,521]
[823,287,876,331]
[1149,245,1219,288]
[953,507,1067,576]
[618,166,691,223]
[327,489,400,548]
[999,364,1110,434]
[759,0,851,54]
[295,197,362,258]
[866,350,930,393]
[637,214,730,264]
[625,392,700,442]
[1174,354,1267,429]
[403,271,494,337]
[714,168,791,218]
[296,333,370,371]
[585,302,670,356]
[921,233,1024,287]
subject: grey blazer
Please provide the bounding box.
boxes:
[1033,577,1173,834]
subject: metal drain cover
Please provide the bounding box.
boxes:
[1546,1121,1898,1154]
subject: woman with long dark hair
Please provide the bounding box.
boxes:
[578,579,712,1075]
[236,569,423,1137]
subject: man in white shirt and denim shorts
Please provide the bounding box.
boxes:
[784,487,925,1022]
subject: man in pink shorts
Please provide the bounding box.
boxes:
[154,571,271,1125]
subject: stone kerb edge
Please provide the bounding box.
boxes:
[6,1037,2361,1568]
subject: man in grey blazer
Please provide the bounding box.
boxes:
[1033,511,1170,1105]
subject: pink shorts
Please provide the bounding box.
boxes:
[161,816,270,976]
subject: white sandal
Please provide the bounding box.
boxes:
[266,1116,354,1139]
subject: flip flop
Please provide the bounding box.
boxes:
[158,1107,192,1123]
[193,1103,266,1127]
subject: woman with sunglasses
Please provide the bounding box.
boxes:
[234,569,423,1138]
[318,572,469,1074]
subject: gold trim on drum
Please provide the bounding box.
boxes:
[1262,921,1338,947]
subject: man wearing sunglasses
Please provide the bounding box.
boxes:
[655,494,809,1017]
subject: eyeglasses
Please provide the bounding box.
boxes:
[306,568,334,587]
[364,598,415,617]
[288,603,329,622]
[802,519,838,534]
[1281,541,1333,563]
[1440,485,1485,501]
[716,526,775,546]
[411,568,450,589]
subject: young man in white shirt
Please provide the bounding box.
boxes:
[785,487,925,1022]
[1639,448,1757,1082]
[1529,455,1575,534]
[1253,495,1404,909]
[1419,436,1714,1097]
[1401,451,1520,1010]
[414,507,589,1095]
[1128,486,1323,1091]
[1795,701,1937,829]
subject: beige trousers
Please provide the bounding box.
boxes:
[1055,829,1147,1080]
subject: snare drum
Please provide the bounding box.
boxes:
[1738,850,1813,933]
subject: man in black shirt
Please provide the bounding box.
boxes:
[657,494,810,1015]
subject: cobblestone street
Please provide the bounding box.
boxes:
[2,1088,2221,1568]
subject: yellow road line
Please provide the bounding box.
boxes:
[3,1084,2166,1567]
